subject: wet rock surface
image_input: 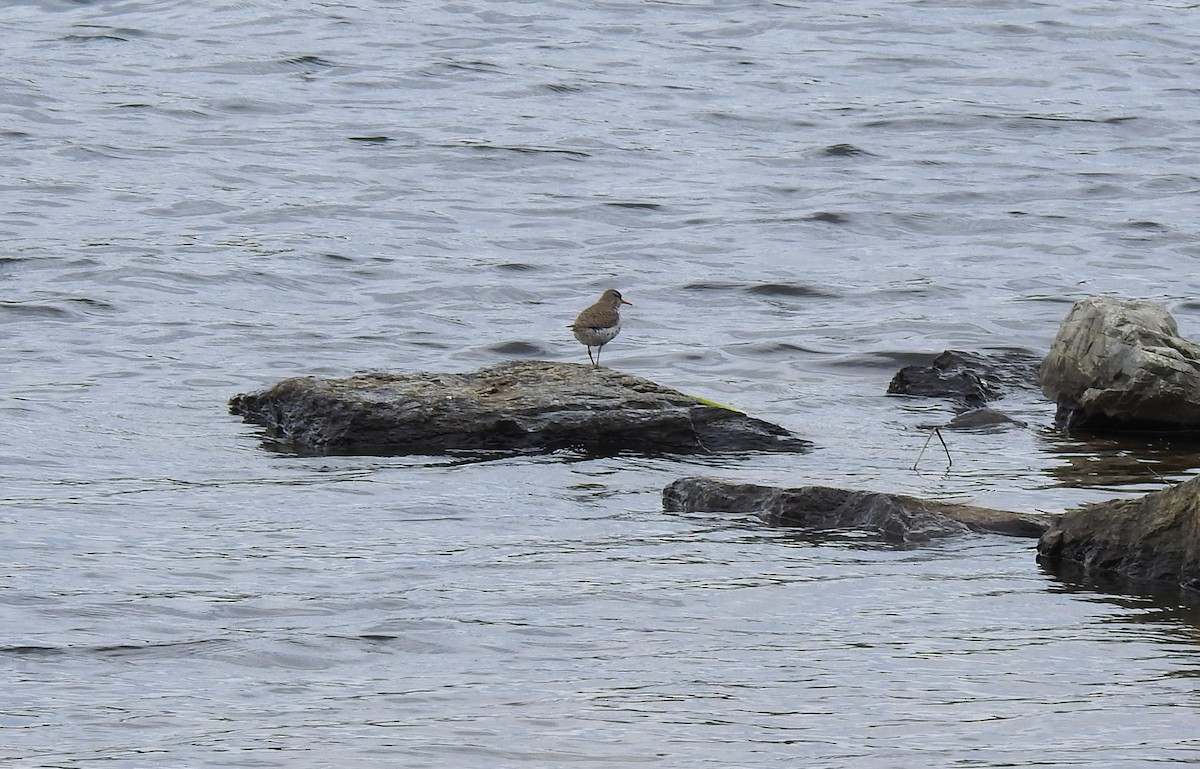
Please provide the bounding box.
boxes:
[887,349,1042,407]
[944,407,1027,431]
[662,476,1050,543]
[1038,474,1200,592]
[1041,296,1200,431]
[229,360,811,456]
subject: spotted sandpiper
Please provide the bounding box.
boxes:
[569,289,631,368]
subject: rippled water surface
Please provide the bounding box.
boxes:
[6,1,1200,766]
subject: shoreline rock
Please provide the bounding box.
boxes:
[663,476,1051,543]
[229,360,811,456]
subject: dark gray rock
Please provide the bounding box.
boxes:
[887,349,1042,408]
[662,476,1050,543]
[1038,474,1200,592]
[229,360,811,456]
[1041,296,1200,431]
[945,407,1027,431]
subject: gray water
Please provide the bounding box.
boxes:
[5,1,1200,766]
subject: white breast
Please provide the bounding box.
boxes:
[573,324,620,347]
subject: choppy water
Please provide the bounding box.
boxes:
[5,1,1200,766]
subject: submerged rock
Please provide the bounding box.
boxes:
[1038,474,1200,592]
[944,407,1027,431]
[229,360,811,456]
[1041,296,1200,431]
[887,349,1042,408]
[662,476,1050,543]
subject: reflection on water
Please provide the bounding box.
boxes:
[1038,429,1200,491]
[1041,557,1200,628]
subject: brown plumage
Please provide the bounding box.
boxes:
[569,289,631,368]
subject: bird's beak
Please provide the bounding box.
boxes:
[621,299,632,306]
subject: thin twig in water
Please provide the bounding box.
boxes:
[912,426,953,471]
[1145,462,1176,486]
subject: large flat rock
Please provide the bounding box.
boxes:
[1041,296,1200,431]
[663,476,1050,543]
[1038,474,1200,592]
[229,360,811,456]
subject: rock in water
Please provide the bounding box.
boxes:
[888,349,1042,407]
[1041,296,1200,431]
[229,360,811,456]
[1038,474,1200,592]
[662,476,1050,543]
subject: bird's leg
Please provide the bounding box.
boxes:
[587,346,596,367]
[594,345,602,368]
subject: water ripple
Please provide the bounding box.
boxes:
[5,0,1200,766]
